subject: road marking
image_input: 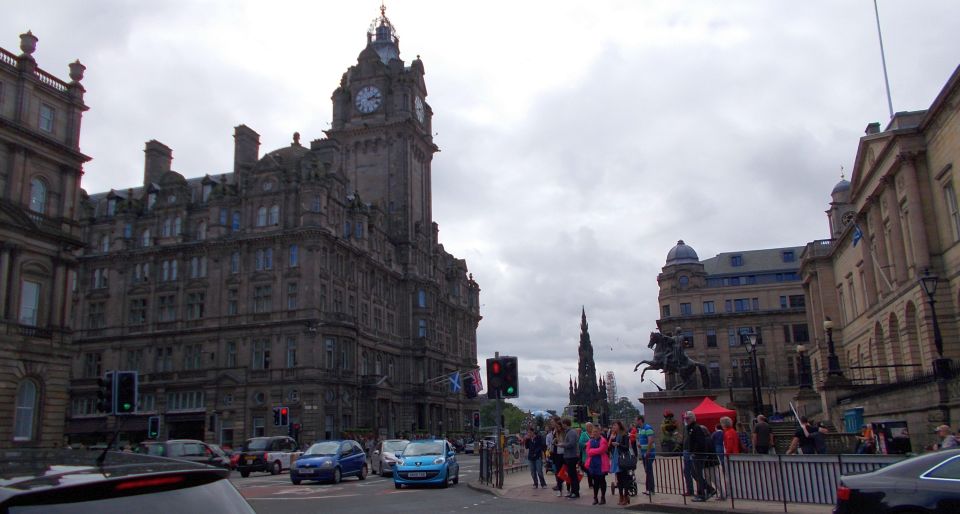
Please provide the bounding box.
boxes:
[247,494,361,500]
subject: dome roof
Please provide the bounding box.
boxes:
[257,136,309,170]
[831,179,851,195]
[666,240,699,266]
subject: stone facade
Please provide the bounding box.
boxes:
[654,241,812,423]
[65,10,481,448]
[0,32,89,448]
[800,64,960,451]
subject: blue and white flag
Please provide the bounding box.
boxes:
[449,371,461,393]
[852,224,863,247]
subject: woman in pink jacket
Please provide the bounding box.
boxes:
[585,425,610,505]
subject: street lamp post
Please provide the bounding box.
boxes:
[920,269,952,380]
[823,317,843,376]
[746,331,763,416]
[726,373,735,409]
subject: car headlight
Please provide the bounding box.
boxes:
[321,461,334,468]
[433,458,445,465]
[396,459,404,466]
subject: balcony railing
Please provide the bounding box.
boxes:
[801,239,834,260]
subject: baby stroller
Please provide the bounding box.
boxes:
[610,467,638,497]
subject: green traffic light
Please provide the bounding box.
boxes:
[506,386,515,394]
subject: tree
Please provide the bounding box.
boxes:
[479,401,528,433]
[610,397,640,423]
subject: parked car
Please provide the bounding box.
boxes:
[834,448,960,514]
[137,439,231,469]
[290,440,368,484]
[235,436,300,477]
[464,439,475,454]
[371,439,409,476]
[0,448,255,513]
[393,439,459,489]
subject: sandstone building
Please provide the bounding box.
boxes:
[800,64,960,451]
[0,32,89,447]
[66,9,481,447]
[653,240,812,423]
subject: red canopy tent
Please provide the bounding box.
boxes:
[691,397,737,430]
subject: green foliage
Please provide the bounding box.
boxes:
[610,397,640,423]
[479,401,527,433]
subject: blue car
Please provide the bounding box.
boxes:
[393,439,459,489]
[290,440,368,485]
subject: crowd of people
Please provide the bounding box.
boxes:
[519,412,960,506]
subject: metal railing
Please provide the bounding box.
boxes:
[478,444,528,488]
[646,452,904,510]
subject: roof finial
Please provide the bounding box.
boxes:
[840,165,845,181]
[380,1,386,17]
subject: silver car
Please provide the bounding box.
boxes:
[371,439,409,476]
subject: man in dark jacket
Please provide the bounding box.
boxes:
[681,411,716,502]
[525,426,548,488]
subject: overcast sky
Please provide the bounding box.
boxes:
[6,1,959,413]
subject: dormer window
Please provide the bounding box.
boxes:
[782,250,795,263]
[730,255,743,267]
[106,198,117,217]
[202,183,212,202]
[147,193,157,211]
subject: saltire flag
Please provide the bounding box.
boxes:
[469,367,484,393]
[852,224,863,247]
[449,371,461,393]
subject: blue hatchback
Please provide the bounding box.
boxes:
[393,439,459,489]
[291,440,368,484]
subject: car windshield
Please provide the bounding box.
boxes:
[243,439,269,451]
[305,442,340,456]
[383,441,408,453]
[403,442,443,456]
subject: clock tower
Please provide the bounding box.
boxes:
[327,6,435,247]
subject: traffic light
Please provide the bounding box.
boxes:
[96,371,115,414]
[486,356,519,398]
[501,356,518,398]
[486,358,503,399]
[114,371,138,415]
[280,407,289,427]
[472,411,481,428]
[273,407,282,426]
[147,416,161,439]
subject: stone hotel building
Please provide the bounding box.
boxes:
[65,10,481,447]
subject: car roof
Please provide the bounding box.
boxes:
[142,439,207,445]
[0,449,228,506]
[843,449,960,480]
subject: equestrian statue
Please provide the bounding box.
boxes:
[633,331,710,391]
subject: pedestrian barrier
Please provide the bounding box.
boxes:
[647,452,904,510]
[478,445,527,488]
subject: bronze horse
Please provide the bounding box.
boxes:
[633,331,710,391]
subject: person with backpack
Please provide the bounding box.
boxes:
[681,411,717,502]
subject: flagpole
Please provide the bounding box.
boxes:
[873,0,895,119]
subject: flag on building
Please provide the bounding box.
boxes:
[449,371,461,393]
[469,367,483,393]
[852,224,863,246]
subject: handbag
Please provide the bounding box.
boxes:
[556,464,584,484]
[618,450,637,470]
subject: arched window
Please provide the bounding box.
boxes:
[361,351,369,375]
[162,218,171,237]
[256,207,267,227]
[29,178,46,214]
[269,205,280,225]
[375,354,382,375]
[14,379,38,441]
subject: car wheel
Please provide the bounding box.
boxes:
[291,477,301,485]
[240,470,250,478]
[359,464,368,480]
[332,468,341,484]
[453,471,459,485]
[270,461,281,475]
[395,482,402,489]
[441,470,449,489]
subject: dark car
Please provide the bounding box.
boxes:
[835,449,960,514]
[290,440,368,484]
[0,448,255,513]
[138,439,231,469]
[236,436,300,477]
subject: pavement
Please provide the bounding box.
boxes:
[468,465,835,514]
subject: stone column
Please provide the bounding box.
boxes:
[868,195,892,295]
[883,184,909,285]
[49,257,65,327]
[858,214,879,307]
[899,158,931,272]
[0,245,11,318]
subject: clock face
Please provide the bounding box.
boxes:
[841,211,856,226]
[355,85,382,114]
[415,96,425,123]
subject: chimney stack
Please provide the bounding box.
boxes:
[234,125,260,173]
[144,140,172,186]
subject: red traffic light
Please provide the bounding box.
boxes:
[491,361,501,374]
[281,408,288,415]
